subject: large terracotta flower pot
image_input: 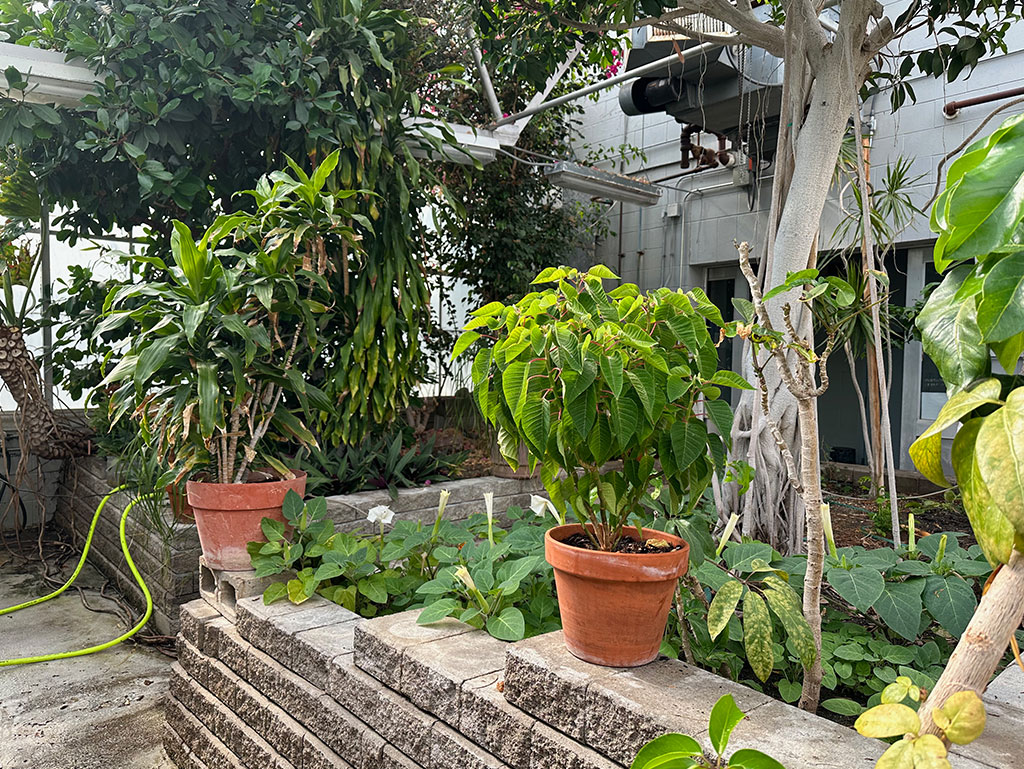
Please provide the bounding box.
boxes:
[166,484,194,523]
[187,472,307,571]
[545,523,690,667]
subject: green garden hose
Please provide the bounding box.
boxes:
[0,487,157,667]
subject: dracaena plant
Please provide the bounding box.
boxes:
[454,265,745,551]
[101,151,361,484]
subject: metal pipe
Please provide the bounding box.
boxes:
[944,85,1024,118]
[491,39,731,128]
[470,34,504,123]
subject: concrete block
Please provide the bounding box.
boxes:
[206,620,249,677]
[205,654,239,710]
[180,599,223,652]
[303,732,356,769]
[504,632,622,741]
[178,636,210,687]
[353,611,473,688]
[984,663,1024,713]
[232,669,270,736]
[236,593,319,638]
[723,699,884,769]
[380,744,425,769]
[201,558,289,623]
[327,653,385,722]
[162,718,193,768]
[460,671,536,769]
[289,617,361,685]
[166,695,244,769]
[246,644,328,728]
[583,659,772,765]
[529,722,621,769]
[304,693,385,769]
[262,700,308,767]
[400,629,507,725]
[239,594,356,671]
[364,684,438,766]
[430,721,510,769]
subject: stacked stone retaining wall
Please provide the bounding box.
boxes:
[162,593,1015,769]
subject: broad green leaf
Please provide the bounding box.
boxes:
[196,361,219,440]
[821,698,864,716]
[909,378,1002,486]
[451,330,481,360]
[501,361,528,416]
[763,580,817,670]
[629,733,701,769]
[417,599,459,625]
[709,694,746,757]
[742,592,773,682]
[588,264,619,280]
[521,396,551,457]
[600,353,624,398]
[626,369,655,419]
[706,399,734,438]
[922,574,976,637]
[873,579,925,641]
[134,334,181,388]
[287,578,311,604]
[669,420,707,471]
[977,387,1024,537]
[992,331,1024,373]
[707,370,753,390]
[262,582,288,605]
[358,576,389,604]
[935,690,986,745]
[916,265,988,393]
[951,419,1015,567]
[979,253,1024,341]
[486,607,526,641]
[727,748,786,769]
[936,112,1024,266]
[854,704,921,739]
[708,579,744,640]
[261,517,285,542]
[826,566,885,612]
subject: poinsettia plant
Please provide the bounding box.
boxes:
[454,265,746,550]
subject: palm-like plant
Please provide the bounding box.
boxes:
[101,151,362,484]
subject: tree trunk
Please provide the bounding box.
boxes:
[919,549,1024,736]
[797,398,825,711]
[731,58,857,551]
[0,326,90,459]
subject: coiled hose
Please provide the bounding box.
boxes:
[0,486,157,667]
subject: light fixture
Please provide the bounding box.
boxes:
[0,43,99,106]
[405,118,501,165]
[545,161,663,206]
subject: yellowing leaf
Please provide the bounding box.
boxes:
[742,591,773,682]
[875,739,915,769]
[854,704,921,739]
[708,580,744,641]
[937,690,986,745]
[910,734,951,769]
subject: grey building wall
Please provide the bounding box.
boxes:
[571,27,1024,468]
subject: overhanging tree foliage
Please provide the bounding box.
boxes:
[0,0,463,446]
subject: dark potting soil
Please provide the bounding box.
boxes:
[560,533,683,554]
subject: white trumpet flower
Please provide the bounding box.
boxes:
[367,505,395,525]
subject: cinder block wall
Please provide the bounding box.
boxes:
[165,596,1006,769]
[55,457,543,637]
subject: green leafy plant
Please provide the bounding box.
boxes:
[298,428,467,498]
[252,491,559,639]
[855,686,986,769]
[457,265,742,551]
[102,153,358,483]
[414,505,558,640]
[630,693,785,769]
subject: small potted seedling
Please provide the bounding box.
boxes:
[456,266,743,666]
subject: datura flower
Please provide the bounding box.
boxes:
[366,505,395,525]
[530,494,558,521]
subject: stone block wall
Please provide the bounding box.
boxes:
[54,455,541,639]
[163,596,1009,769]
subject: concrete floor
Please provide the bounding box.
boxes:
[0,545,174,769]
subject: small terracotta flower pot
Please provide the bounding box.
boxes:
[187,471,307,571]
[545,523,689,667]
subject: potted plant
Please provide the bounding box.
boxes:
[455,265,743,666]
[101,152,360,570]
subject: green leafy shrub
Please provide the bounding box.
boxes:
[251,491,557,641]
[457,265,744,550]
[298,428,468,499]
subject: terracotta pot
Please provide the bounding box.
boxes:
[186,471,307,571]
[166,484,195,523]
[490,440,540,479]
[545,523,689,667]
